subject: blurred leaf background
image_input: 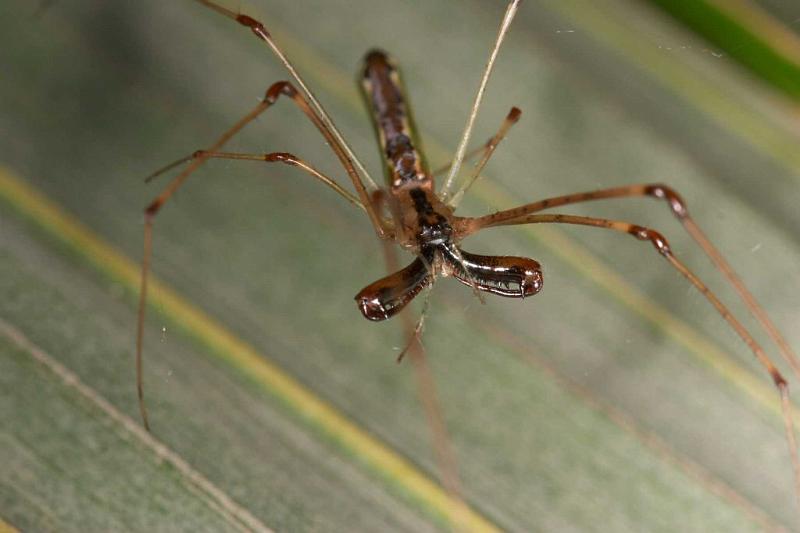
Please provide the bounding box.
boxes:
[2,0,800,531]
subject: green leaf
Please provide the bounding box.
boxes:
[647,0,800,102]
[2,0,800,531]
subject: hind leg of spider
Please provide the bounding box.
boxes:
[137,81,388,431]
[193,0,383,198]
[400,293,471,528]
[148,150,364,210]
[365,192,466,526]
[144,81,384,233]
[465,211,800,505]
[460,183,800,382]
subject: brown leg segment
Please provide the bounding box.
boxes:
[138,92,272,431]
[462,183,800,383]
[430,144,488,179]
[368,191,466,526]
[470,211,800,504]
[430,107,521,201]
[138,81,384,431]
[147,150,364,210]
[448,107,521,207]
[259,83,386,234]
[400,304,469,529]
[194,0,382,195]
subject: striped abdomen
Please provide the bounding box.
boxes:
[361,49,429,189]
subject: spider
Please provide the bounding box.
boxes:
[136,0,800,520]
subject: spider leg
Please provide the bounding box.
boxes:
[460,183,800,382]
[147,150,364,210]
[138,81,387,431]
[465,211,800,505]
[431,106,521,205]
[362,190,466,526]
[447,107,521,208]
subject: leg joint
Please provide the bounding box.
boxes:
[644,183,689,219]
[265,81,297,104]
[144,201,161,219]
[629,225,671,256]
[264,152,297,165]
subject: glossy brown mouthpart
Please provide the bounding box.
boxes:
[356,251,434,321]
[355,242,544,321]
[440,245,543,298]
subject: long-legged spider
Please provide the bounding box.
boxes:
[137,0,800,519]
